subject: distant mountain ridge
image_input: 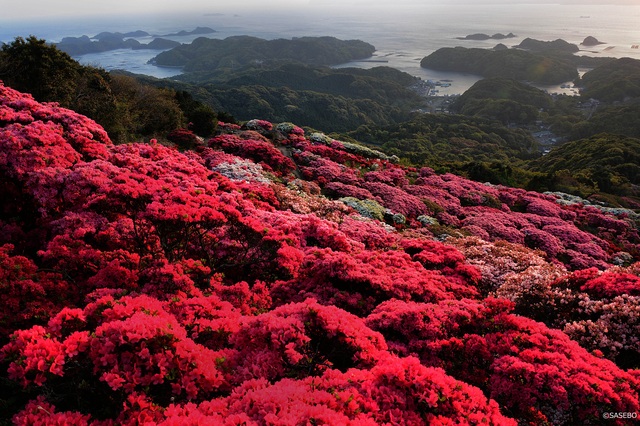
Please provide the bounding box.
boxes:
[516,37,580,53]
[54,27,215,56]
[93,30,151,39]
[154,27,216,37]
[457,32,516,41]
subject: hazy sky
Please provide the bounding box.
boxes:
[2,0,638,20]
[1,0,304,20]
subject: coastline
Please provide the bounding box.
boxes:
[2,4,639,88]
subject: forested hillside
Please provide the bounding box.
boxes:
[580,57,640,102]
[450,78,553,125]
[143,62,423,132]
[343,113,539,179]
[529,134,640,196]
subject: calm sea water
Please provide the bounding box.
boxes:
[1,4,639,94]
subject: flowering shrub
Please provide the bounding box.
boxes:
[325,181,383,203]
[208,133,295,175]
[542,267,640,367]
[1,83,640,424]
[243,119,273,133]
[367,298,640,425]
[207,355,513,426]
[217,121,241,131]
[336,215,397,250]
[275,121,305,144]
[167,128,201,150]
[363,181,428,218]
[228,299,387,383]
[450,238,640,368]
[0,244,68,339]
[296,151,362,185]
[213,158,274,187]
[271,247,477,317]
[304,143,375,168]
[579,270,640,298]
[13,398,92,426]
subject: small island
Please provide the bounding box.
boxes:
[516,38,580,53]
[457,32,516,41]
[581,36,605,46]
[154,27,216,38]
[93,30,150,39]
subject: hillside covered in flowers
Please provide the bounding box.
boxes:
[1,81,639,425]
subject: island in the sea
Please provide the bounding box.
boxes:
[581,36,605,46]
[420,41,580,85]
[457,33,516,41]
[154,27,217,38]
[150,35,376,71]
[516,38,580,53]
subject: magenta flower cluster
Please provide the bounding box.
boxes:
[1,82,639,425]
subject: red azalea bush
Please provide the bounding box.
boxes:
[324,181,383,204]
[335,215,398,250]
[453,236,640,368]
[296,150,362,185]
[270,247,476,317]
[578,270,640,298]
[367,298,640,425]
[0,244,68,340]
[11,357,517,426]
[363,181,429,218]
[304,142,371,167]
[243,119,273,133]
[208,133,295,175]
[227,299,388,384]
[2,82,640,425]
[166,128,201,150]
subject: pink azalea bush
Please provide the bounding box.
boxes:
[1,82,639,424]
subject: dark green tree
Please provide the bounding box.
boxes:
[0,36,80,105]
[109,75,184,141]
[175,91,217,137]
[0,36,120,137]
